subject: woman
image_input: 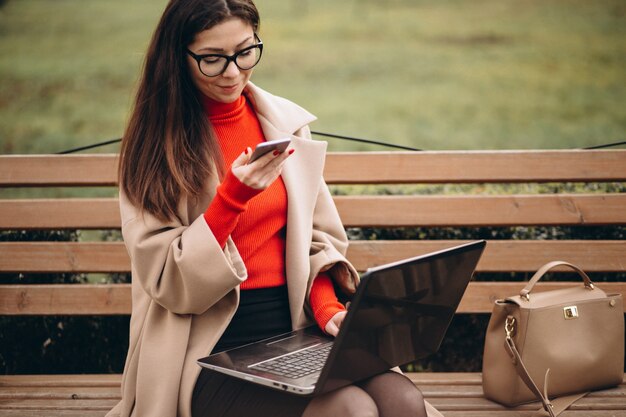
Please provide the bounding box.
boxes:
[108,0,439,416]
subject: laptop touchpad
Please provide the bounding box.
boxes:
[266,333,324,351]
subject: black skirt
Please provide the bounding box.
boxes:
[192,285,311,417]
[212,285,293,353]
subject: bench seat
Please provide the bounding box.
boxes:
[1,373,624,417]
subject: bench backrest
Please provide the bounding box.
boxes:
[1,150,625,315]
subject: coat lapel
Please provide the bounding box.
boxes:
[282,138,328,328]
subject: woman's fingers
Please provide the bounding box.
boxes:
[324,311,347,337]
[232,147,252,169]
[232,147,294,190]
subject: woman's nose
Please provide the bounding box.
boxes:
[221,60,240,78]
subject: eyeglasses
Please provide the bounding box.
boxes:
[187,35,263,77]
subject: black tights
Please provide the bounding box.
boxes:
[192,369,427,417]
[303,371,427,417]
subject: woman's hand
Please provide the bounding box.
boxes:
[324,311,347,337]
[231,146,294,190]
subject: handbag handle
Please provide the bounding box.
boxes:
[519,261,594,301]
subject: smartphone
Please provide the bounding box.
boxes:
[248,138,292,163]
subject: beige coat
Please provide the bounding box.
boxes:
[107,83,443,417]
[107,83,360,417]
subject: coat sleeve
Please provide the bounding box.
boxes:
[308,179,360,296]
[120,192,247,315]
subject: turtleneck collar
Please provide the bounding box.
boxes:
[201,94,247,123]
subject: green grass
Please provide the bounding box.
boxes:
[0,0,624,153]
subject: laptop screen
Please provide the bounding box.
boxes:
[318,241,484,392]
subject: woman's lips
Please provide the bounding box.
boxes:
[219,84,238,93]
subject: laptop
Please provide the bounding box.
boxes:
[197,240,486,396]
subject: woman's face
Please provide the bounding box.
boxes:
[187,18,257,103]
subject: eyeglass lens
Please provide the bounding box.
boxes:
[200,45,262,77]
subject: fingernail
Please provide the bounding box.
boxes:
[288,149,295,155]
[273,150,280,156]
[244,148,248,155]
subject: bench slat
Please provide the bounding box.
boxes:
[1,240,624,273]
[2,194,625,229]
[7,397,623,413]
[0,242,129,273]
[2,282,625,315]
[0,155,118,186]
[0,284,131,315]
[443,413,620,417]
[324,150,626,184]
[0,411,109,417]
[334,194,626,227]
[0,373,623,417]
[427,396,626,411]
[0,374,121,387]
[348,240,626,272]
[0,398,117,411]
[0,199,121,229]
[3,151,626,186]
[0,387,118,400]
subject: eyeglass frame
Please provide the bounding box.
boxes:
[186,34,263,77]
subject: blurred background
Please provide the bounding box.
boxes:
[1,0,625,154]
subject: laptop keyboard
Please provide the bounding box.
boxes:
[249,342,333,379]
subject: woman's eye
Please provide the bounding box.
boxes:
[202,57,221,64]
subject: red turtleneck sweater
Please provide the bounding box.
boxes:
[202,94,345,331]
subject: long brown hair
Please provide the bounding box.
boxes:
[119,0,260,221]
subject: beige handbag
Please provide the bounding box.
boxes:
[482,261,624,417]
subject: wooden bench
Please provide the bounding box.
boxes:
[1,150,625,416]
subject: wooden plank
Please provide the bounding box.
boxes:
[0,242,130,273]
[335,194,626,227]
[0,284,131,315]
[0,408,614,417]
[0,155,118,186]
[3,372,622,390]
[445,413,624,417]
[0,386,119,400]
[347,240,626,272]
[0,398,117,410]
[0,411,109,417]
[0,374,121,388]
[435,407,624,416]
[1,240,625,274]
[406,372,626,402]
[0,199,120,230]
[0,373,622,417]
[442,413,619,417]
[2,282,625,315]
[407,372,483,385]
[1,396,624,413]
[407,373,626,385]
[419,384,626,399]
[3,151,625,187]
[2,194,626,230]
[426,397,626,411]
[324,150,626,184]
